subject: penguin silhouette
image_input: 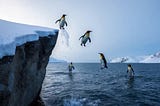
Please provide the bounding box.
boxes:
[79,30,92,47]
[98,53,108,69]
[127,64,134,77]
[55,14,67,29]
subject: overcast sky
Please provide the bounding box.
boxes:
[0,0,160,62]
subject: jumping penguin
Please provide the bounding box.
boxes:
[79,30,92,47]
[98,53,108,69]
[55,14,67,29]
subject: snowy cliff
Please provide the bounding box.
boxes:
[0,19,58,106]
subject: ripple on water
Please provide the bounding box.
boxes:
[41,63,160,106]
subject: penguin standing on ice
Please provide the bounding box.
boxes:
[98,53,108,69]
[79,30,92,47]
[55,14,67,29]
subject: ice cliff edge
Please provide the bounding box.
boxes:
[0,19,58,106]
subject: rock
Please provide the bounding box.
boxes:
[0,32,58,106]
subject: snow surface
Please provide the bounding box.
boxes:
[140,52,160,63]
[110,56,146,63]
[0,19,58,58]
[110,52,160,63]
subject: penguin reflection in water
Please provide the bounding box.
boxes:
[98,53,108,69]
[79,30,92,47]
[55,14,67,29]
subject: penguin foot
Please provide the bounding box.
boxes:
[60,27,64,29]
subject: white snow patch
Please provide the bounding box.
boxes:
[110,56,146,63]
[0,19,58,58]
[110,52,160,63]
[140,52,160,63]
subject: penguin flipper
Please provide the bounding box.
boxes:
[79,35,85,40]
[103,58,107,67]
[131,68,135,74]
[88,37,91,43]
[79,36,82,40]
[55,19,60,24]
[65,21,68,26]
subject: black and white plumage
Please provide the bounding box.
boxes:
[55,14,67,29]
[79,30,92,47]
[127,64,134,77]
[99,53,108,69]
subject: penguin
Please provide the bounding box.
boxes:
[127,64,134,77]
[55,14,67,29]
[79,30,92,47]
[98,53,108,69]
[68,62,75,72]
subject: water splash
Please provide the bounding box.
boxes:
[59,29,70,47]
[63,97,101,106]
[51,29,70,61]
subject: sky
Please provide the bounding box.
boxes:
[0,0,160,62]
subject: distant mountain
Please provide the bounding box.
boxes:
[110,56,145,63]
[49,57,67,63]
[140,52,160,63]
[110,52,160,63]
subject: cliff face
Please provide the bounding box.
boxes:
[0,32,58,106]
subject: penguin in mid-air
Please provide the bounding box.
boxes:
[98,53,108,69]
[79,30,92,47]
[55,14,67,29]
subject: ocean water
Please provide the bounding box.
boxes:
[41,63,160,106]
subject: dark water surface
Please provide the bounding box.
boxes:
[41,63,160,106]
